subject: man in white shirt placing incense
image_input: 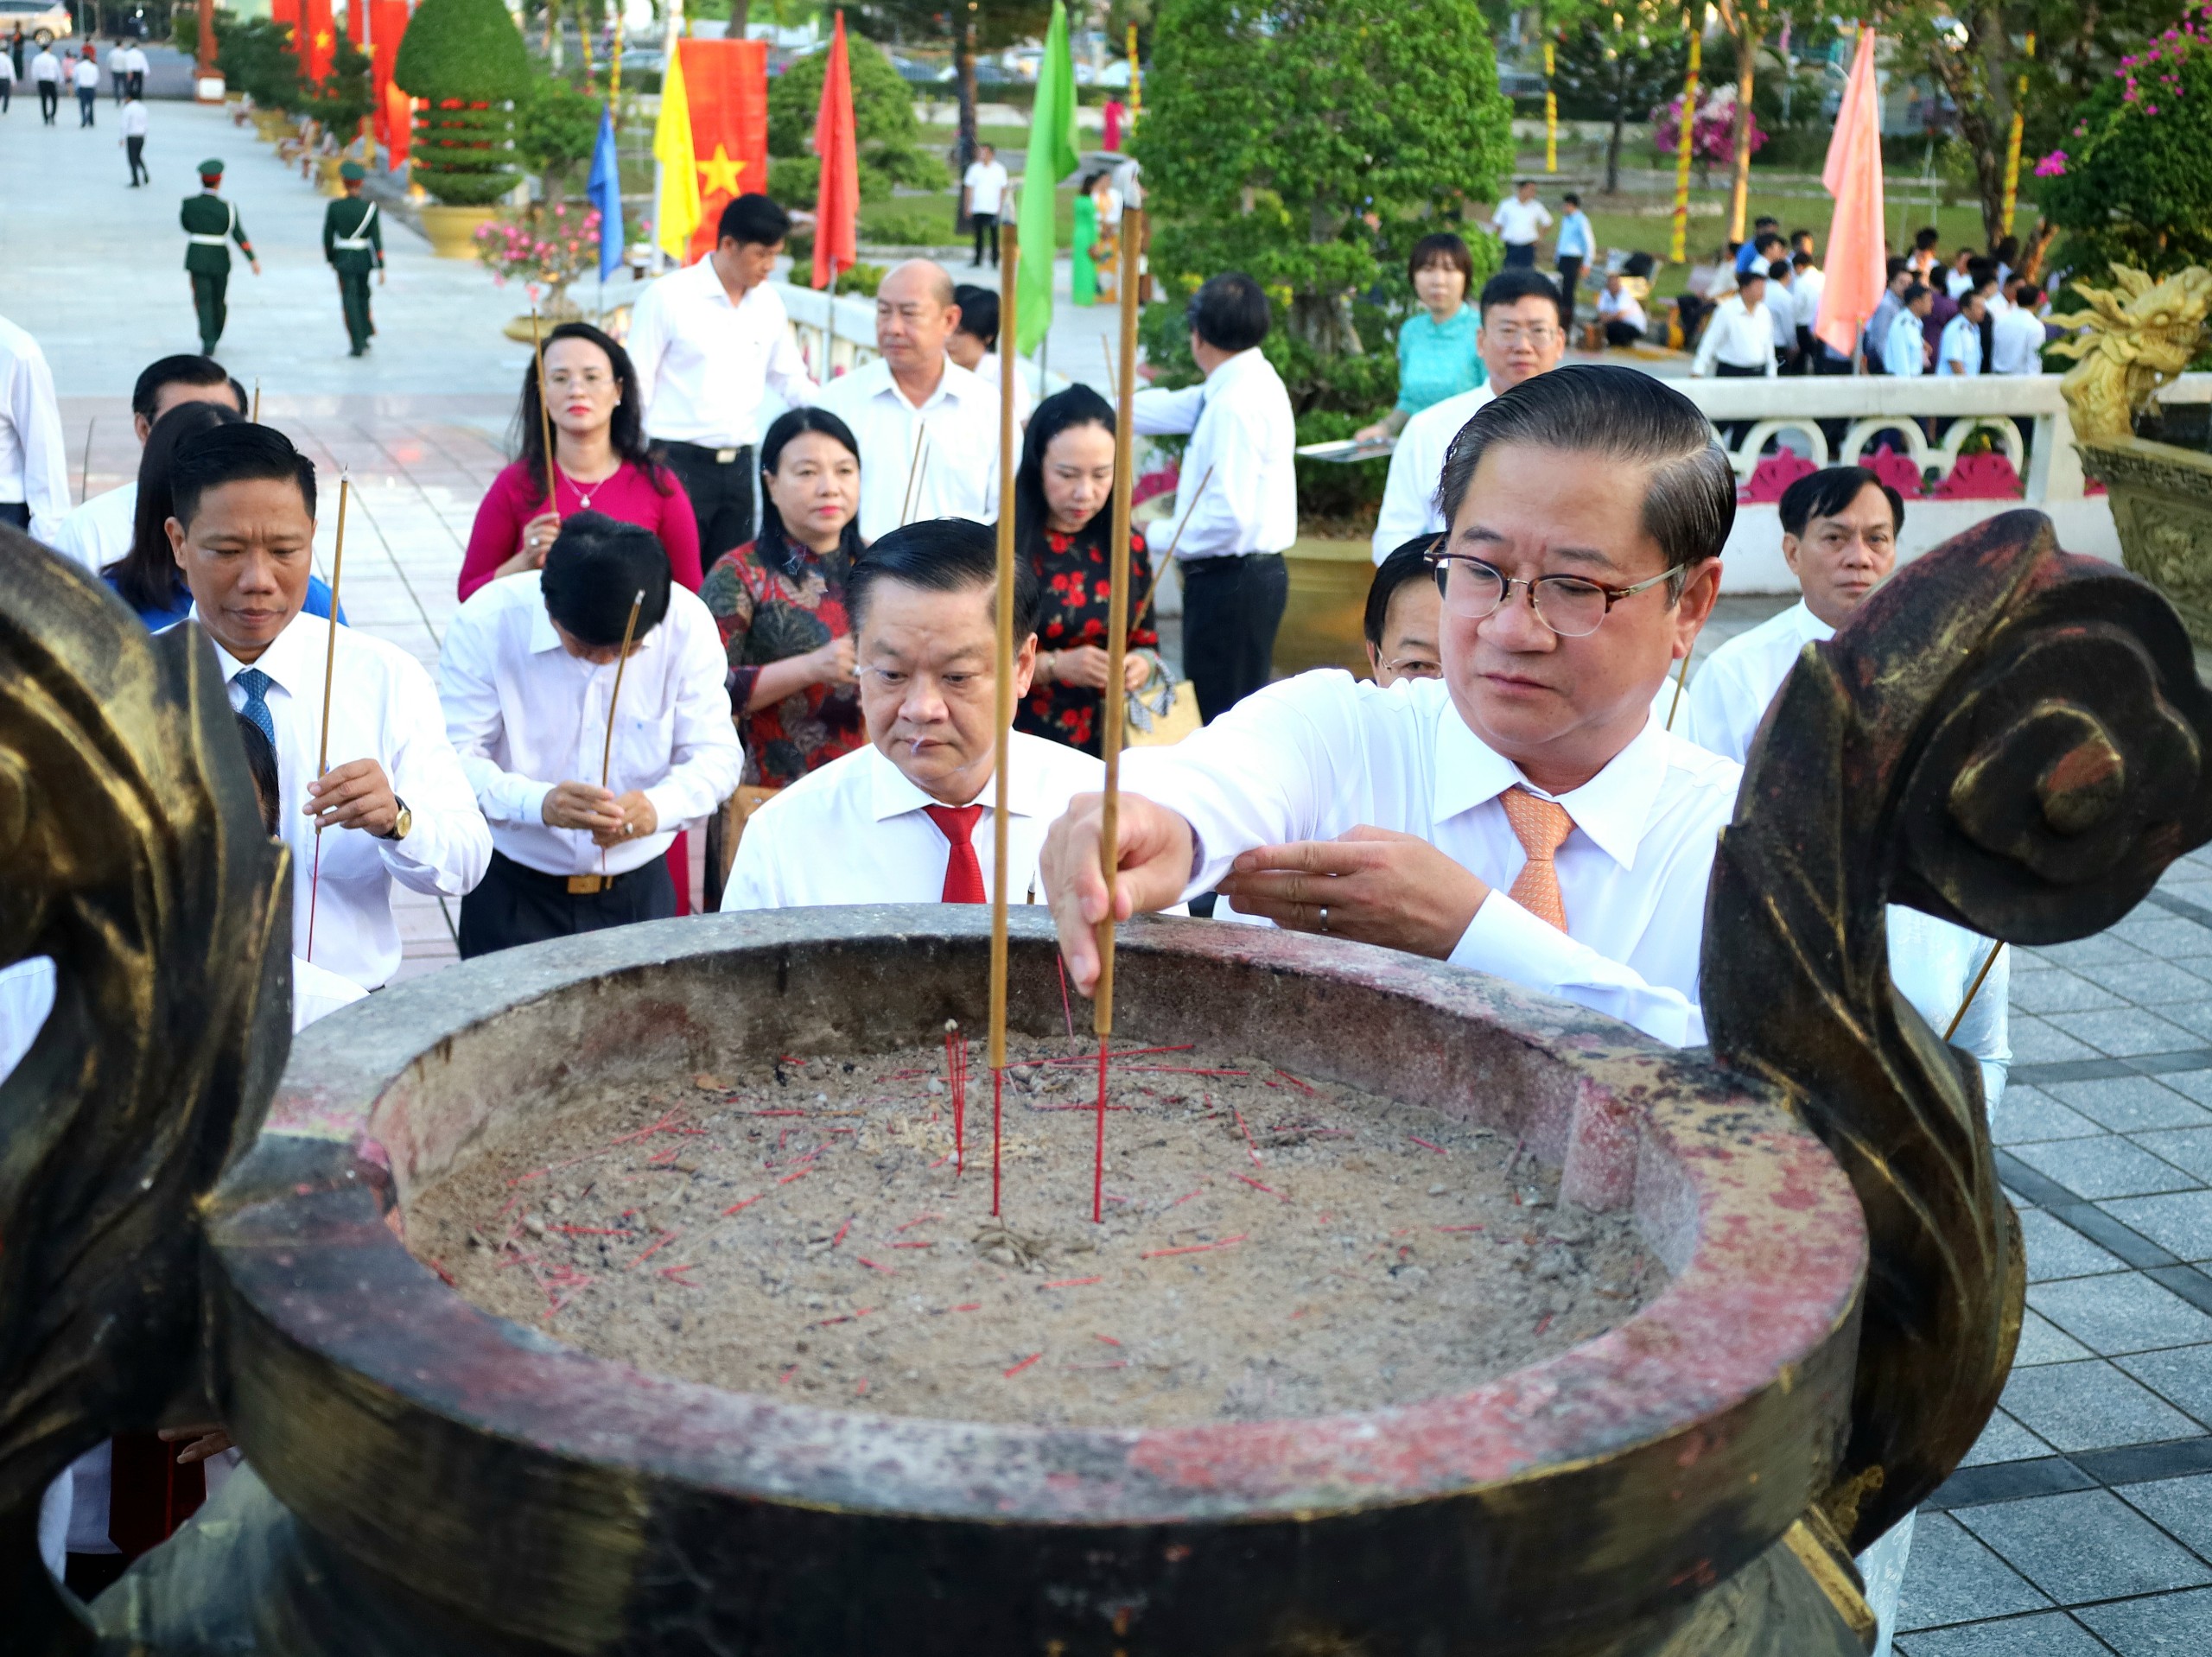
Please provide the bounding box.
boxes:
[441,512,743,956]
[167,422,490,990]
[722,518,1100,910]
[1044,365,1737,1048]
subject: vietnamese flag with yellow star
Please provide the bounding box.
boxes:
[302,0,337,85]
[675,39,769,263]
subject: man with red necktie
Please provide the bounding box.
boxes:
[1043,366,1739,1048]
[720,519,1101,911]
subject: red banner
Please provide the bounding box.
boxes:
[372,0,407,154]
[302,0,336,86]
[677,39,770,264]
[271,0,299,31]
[347,0,366,48]
[810,13,859,289]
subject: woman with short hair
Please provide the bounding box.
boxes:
[1356,232,1484,442]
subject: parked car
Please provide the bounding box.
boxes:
[0,0,73,46]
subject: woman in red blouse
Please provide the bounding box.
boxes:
[458,321,701,601]
[1009,384,1160,755]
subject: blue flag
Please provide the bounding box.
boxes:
[588,105,624,283]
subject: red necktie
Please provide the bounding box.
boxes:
[923,803,988,904]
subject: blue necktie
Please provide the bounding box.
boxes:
[235,667,276,750]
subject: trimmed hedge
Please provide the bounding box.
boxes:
[394,0,532,205]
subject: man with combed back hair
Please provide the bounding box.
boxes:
[440,511,742,956]
[721,518,1099,910]
[1045,365,1737,1047]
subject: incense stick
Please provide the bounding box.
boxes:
[1161,463,1214,562]
[1944,942,2005,1043]
[530,299,561,519]
[988,225,1021,1216]
[597,588,647,878]
[1663,651,1691,731]
[305,474,351,962]
[898,422,931,528]
[1092,202,1145,1226]
[251,379,261,423]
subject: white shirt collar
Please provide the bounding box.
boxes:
[1787,599,1836,645]
[1203,348,1267,395]
[197,603,322,695]
[1431,696,1672,872]
[860,353,981,415]
[864,737,1053,824]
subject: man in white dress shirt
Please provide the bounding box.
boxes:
[442,512,742,955]
[1,311,70,543]
[46,353,244,574]
[1488,180,1551,269]
[1991,282,2049,375]
[166,422,489,989]
[1372,268,1568,562]
[1690,270,1778,380]
[962,143,1009,270]
[1883,283,1933,378]
[1132,271,1297,722]
[1045,366,1736,1047]
[817,259,1002,543]
[626,193,817,562]
[723,518,1100,910]
[1938,291,1987,376]
[32,42,61,124]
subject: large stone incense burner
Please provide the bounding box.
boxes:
[5,509,2212,1655]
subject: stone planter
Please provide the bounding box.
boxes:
[250,109,292,142]
[315,156,346,198]
[418,202,497,260]
[2079,435,2212,645]
[1273,535,1376,680]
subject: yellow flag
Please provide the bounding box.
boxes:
[653,41,701,262]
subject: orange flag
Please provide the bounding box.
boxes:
[1815,29,1886,360]
[677,39,770,264]
[811,11,860,289]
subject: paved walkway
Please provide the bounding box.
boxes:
[8,87,2212,1651]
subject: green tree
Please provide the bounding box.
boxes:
[847,0,1051,202]
[515,73,603,201]
[766,31,939,206]
[1553,7,1689,195]
[303,37,376,140]
[217,17,301,111]
[2037,9,2212,283]
[394,0,535,206]
[1133,0,1514,370]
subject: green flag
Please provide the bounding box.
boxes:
[1014,0,1081,356]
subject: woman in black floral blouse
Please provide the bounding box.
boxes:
[700,408,867,788]
[1008,385,1162,755]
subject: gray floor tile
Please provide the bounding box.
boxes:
[1998,1090,2112,1146]
[1897,1510,2055,1631]
[2010,1017,2108,1066]
[2151,1002,2212,1044]
[2000,1359,2206,1450]
[2010,1136,2204,1200]
[2076,1586,2212,1655]
[1960,1408,2060,1465]
[2018,1209,2132,1282]
[2045,1008,2209,1060]
[2101,1191,2212,1264]
[2010,968,2131,1015]
[2133,1128,2212,1184]
[1897,1612,2110,1655]
[2117,1346,2212,1427]
[2152,1070,2212,1108]
[2073,961,2212,1007]
[2108,917,2212,958]
[2031,1276,2212,1355]
[1956,1488,2212,1602]
[2036,936,2155,970]
[2047,1077,2212,1134]
[2017,1310,2096,1368]
[2115,1474,2212,1559]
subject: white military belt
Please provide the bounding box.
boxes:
[333,203,378,251]
[186,234,232,245]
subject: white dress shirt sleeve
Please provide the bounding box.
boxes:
[438,605,556,830]
[1690,306,1723,378]
[764,317,819,410]
[10,338,72,543]
[1372,431,1442,562]
[639,610,745,830]
[720,798,789,910]
[1131,383,1206,438]
[1449,892,1706,1047]
[383,657,493,897]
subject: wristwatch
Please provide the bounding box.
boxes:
[377,797,413,841]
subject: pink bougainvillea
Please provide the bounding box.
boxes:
[474,201,603,294]
[2035,149,2069,177]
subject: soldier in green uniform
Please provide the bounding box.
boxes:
[322,161,386,359]
[181,160,260,356]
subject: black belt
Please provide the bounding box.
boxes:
[658,440,756,467]
[491,848,645,897]
[1180,552,1282,570]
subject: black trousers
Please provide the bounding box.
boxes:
[77,86,93,124]
[656,441,756,566]
[191,271,228,353]
[1555,256,1584,327]
[126,135,146,185]
[972,212,999,267]
[1502,243,1536,269]
[0,502,30,530]
[1180,553,1289,725]
[41,82,60,122]
[338,270,373,352]
[458,850,677,960]
[1602,319,1643,348]
[1714,360,1767,448]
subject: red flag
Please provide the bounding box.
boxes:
[811,12,860,289]
[371,0,406,149]
[302,0,337,85]
[271,0,299,31]
[675,39,770,264]
[347,0,366,48]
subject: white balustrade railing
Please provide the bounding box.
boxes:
[774,283,886,383]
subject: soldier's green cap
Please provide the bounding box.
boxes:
[198,158,225,176]
[339,161,366,181]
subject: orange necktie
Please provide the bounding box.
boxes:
[1502,785,1574,933]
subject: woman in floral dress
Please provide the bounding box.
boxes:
[699,408,867,788]
[1008,385,1162,756]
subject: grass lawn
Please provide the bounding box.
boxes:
[860,185,1082,251]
